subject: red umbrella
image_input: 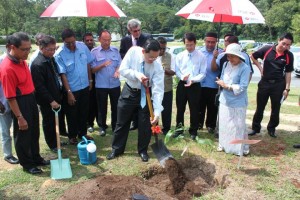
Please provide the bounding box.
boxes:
[40,0,126,18]
[176,0,265,24]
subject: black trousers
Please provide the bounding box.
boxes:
[199,87,218,129]
[13,94,42,169]
[87,81,98,128]
[64,87,89,139]
[39,103,65,149]
[112,83,152,154]
[58,102,67,135]
[162,90,173,133]
[252,79,285,132]
[96,86,120,131]
[176,81,201,135]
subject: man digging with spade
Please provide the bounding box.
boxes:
[106,39,164,162]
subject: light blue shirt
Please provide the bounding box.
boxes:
[120,46,164,117]
[200,47,223,88]
[0,53,10,114]
[91,46,121,89]
[55,41,94,92]
[175,49,206,83]
[219,61,250,108]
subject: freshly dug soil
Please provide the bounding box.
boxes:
[59,156,229,200]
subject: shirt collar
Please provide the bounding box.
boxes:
[99,46,113,52]
[7,53,20,64]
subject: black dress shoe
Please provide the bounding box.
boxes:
[268,131,277,138]
[36,159,50,166]
[106,151,122,160]
[293,144,300,148]
[248,130,259,136]
[190,135,196,140]
[99,128,106,137]
[4,156,19,164]
[207,127,215,134]
[172,131,183,138]
[24,167,43,174]
[139,152,149,162]
[51,148,58,153]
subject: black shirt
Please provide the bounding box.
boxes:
[252,45,294,80]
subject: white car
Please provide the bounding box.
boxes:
[289,46,300,77]
[166,46,185,58]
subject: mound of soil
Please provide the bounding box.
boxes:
[59,156,229,200]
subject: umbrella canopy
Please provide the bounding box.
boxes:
[41,0,126,18]
[176,0,265,24]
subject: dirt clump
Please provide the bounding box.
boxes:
[59,156,228,200]
[164,158,188,194]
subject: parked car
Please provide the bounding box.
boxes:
[166,46,185,58]
[290,46,300,77]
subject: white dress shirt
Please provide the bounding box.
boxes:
[131,35,137,46]
[119,46,164,117]
[175,49,207,83]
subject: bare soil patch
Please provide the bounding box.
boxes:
[58,156,229,200]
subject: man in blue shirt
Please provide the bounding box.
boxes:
[199,32,223,134]
[55,29,94,145]
[91,30,122,136]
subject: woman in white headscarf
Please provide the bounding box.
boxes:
[215,43,251,156]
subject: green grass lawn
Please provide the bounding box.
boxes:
[1,65,300,198]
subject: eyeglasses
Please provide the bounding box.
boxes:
[44,48,56,52]
[85,39,93,42]
[132,29,141,33]
[18,47,32,52]
[160,47,166,50]
[64,41,76,46]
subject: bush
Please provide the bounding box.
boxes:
[0,37,6,45]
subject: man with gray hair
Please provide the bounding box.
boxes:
[119,18,152,131]
[119,19,151,59]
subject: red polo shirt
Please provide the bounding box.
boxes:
[0,56,34,98]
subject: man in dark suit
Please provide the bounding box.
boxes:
[119,19,151,130]
[31,35,63,153]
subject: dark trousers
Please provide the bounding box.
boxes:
[13,94,42,169]
[176,81,201,135]
[112,83,151,154]
[162,90,173,133]
[64,87,89,139]
[58,103,67,135]
[96,86,120,131]
[252,79,285,132]
[199,87,218,129]
[87,83,98,128]
[39,103,65,149]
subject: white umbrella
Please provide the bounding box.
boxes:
[176,0,265,24]
[41,0,126,18]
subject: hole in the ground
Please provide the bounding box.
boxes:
[58,156,229,200]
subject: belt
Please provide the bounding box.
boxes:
[126,83,140,92]
[262,78,284,84]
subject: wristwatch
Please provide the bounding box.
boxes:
[285,89,290,92]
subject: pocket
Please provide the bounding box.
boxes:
[64,59,75,73]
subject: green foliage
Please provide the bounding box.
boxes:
[0,0,299,42]
[164,123,214,155]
